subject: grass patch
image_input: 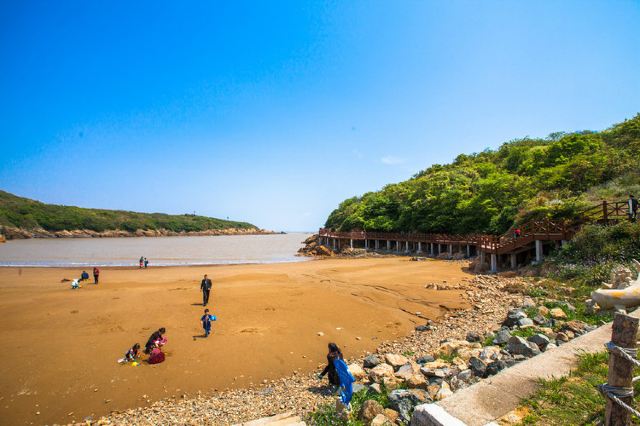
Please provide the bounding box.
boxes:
[307,386,391,425]
[511,327,538,339]
[519,351,640,425]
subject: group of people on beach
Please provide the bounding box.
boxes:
[70,267,100,289]
[139,257,149,268]
[119,274,219,366]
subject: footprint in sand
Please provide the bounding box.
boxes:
[239,327,260,334]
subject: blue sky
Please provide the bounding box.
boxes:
[1,1,639,231]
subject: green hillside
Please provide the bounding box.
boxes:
[325,114,640,234]
[0,191,257,233]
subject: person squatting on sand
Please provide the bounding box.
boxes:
[144,327,167,364]
[79,270,89,282]
[201,308,217,337]
[200,274,212,306]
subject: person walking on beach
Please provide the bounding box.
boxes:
[200,308,217,337]
[200,274,212,306]
[629,194,638,222]
[93,267,100,284]
[318,342,343,387]
[139,257,144,268]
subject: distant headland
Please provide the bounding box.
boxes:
[0,190,272,240]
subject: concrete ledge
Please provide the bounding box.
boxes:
[411,404,467,426]
[411,309,640,426]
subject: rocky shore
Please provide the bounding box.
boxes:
[0,226,275,240]
[79,273,598,426]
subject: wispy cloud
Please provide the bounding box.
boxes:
[380,155,404,165]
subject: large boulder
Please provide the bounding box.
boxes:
[503,309,527,327]
[434,381,453,401]
[527,334,550,351]
[371,414,393,426]
[395,361,422,381]
[549,307,567,320]
[493,329,512,345]
[468,356,487,378]
[385,353,409,370]
[359,399,385,423]
[364,354,383,369]
[369,363,395,383]
[349,363,367,381]
[486,360,507,376]
[506,336,541,357]
[388,389,430,423]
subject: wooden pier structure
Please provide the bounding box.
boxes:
[319,200,630,273]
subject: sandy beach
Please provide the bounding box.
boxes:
[0,257,470,425]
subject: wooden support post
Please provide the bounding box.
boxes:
[605,313,639,426]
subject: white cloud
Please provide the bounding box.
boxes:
[380,155,404,165]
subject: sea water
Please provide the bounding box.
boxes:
[0,233,312,267]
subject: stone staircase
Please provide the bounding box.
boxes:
[233,411,306,426]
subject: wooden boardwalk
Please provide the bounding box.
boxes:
[319,200,630,272]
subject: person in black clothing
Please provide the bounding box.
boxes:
[629,194,638,222]
[317,342,343,386]
[200,274,212,306]
[144,327,166,354]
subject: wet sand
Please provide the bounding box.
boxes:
[0,258,470,425]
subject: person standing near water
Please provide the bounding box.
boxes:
[93,267,100,284]
[200,274,212,306]
[139,257,144,268]
[144,257,149,268]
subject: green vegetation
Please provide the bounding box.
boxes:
[520,351,640,425]
[325,114,640,234]
[308,387,391,425]
[0,190,257,233]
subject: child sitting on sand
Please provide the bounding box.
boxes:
[118,343,140,364]
[201,309,217,337]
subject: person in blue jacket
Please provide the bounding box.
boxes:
[334,354,355,409]
[201,308,217,337]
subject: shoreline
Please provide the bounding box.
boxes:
[0,226,278,241]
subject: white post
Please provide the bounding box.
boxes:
[397,241,401,253]
[535,240,543,262]
[430,243,435,256]
[365,239,369,250]
[510,253,517,269]
[405,241,410,253]
[466,244,471,258]
[490,253,498,273]
[350,239,354,249]
[387,240,391,250]
[448,244,453,256]
[375,240,380,250]
[480,250,486,265]
[417,242,422,253]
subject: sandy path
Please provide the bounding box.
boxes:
[0,257,470,425]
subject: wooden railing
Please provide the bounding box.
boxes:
[319,199,630,255]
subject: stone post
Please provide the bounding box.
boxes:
[350,239,354,249]
[535,240,543,262]
[490,253,498,273]
[417,242,422,253]
[466,244,471,258]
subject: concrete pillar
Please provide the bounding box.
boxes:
[365,239,369,250]
[375,240,380,250]
[429,243,435,256]
[350,239,354,249]
[448,244,453,256]
[405,241,410,253]
[480,250,486,265]
[490,253,498,273]
[387,240,391,250]
[466,244,471,258]
[535,240,543,262]
[510,253,517,270]
[397,241,401,253]
[417,242,422,253]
